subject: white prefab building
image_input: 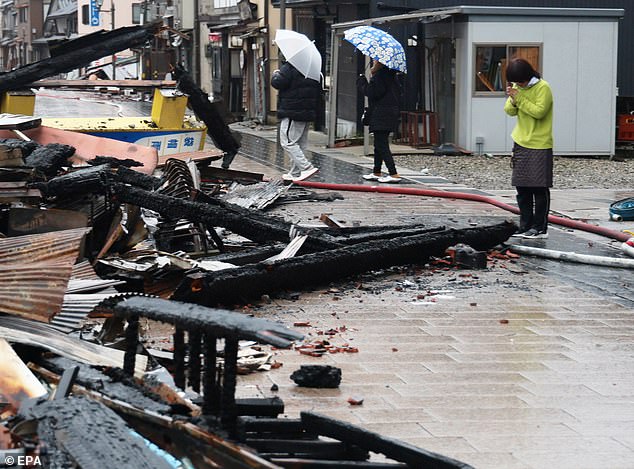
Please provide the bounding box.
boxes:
[329,6,623,156]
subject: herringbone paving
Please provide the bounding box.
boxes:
[225,129,634,469]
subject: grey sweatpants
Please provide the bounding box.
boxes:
[279,117,312,176]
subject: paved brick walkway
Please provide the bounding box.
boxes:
[224,126,634,469]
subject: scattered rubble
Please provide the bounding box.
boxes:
[0,31,488,467]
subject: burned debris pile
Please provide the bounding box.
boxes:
[0,125,495,467]
[0,22,162,94]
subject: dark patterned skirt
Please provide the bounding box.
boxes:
[511,143,553,187]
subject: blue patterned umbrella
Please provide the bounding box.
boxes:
[344,25,407,73]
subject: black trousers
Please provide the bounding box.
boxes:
[516,186,550,232]
[373,131,397,175]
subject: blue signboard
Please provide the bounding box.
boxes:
[90,0,100,26]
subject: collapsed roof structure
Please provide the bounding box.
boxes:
[0,22,510,468]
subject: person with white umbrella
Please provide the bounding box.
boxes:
[272,29,322,181]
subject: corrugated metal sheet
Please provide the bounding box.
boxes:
[0,228,92,322]
[71,260,101,280]
[222,179,288,209]
[0,263,73,322]
[0,227,91,265]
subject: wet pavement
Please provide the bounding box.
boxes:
[228,121,634,469]
[32,93,634,468]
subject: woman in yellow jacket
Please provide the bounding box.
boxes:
[504,58,554,239]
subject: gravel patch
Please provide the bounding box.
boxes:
[392,154,634,190]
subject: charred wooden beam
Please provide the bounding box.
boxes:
[248,439,368,461]
[32,164,113,197]
[173,221,516,306]
[173,66,241,165]
[53,366,79,400]
[0,23,161,93]
[0,138,38,156]
[33,79,177,89]
[213,243,287,265]
[24,143,75,178]
[114,296,302,430]
[235,397,284,418]
[113,183,342,250]
[334,225,445,245]
[27,365,280,469]
[19,397,176,469]
[40,356,172,415]
[114,297,303,349]
[115,166,162,190]
[268,459,408,468]
[301,412,474,469]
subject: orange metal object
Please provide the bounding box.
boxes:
[0,125,158,174]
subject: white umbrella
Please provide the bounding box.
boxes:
[274,29,322,82]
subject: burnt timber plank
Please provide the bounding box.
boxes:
[113,296,303,348]
[269,459,408,468]
[33,79,177,89]
[173,221,516,306]
[301,412,474,469]
[24,396,174,469]
[0,23,162,93]
[173,66,241,159]
[238,417,305,435]
[113,183,342,251]
[236,397,285,417]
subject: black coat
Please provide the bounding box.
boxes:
[271,62,321,122]
[357,67,401,133]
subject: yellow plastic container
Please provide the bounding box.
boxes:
[151,88,188,129]
[0,91,36,115]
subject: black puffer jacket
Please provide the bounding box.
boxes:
[271,62,321,122]
[357,67,401,133]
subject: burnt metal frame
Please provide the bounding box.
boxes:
[113,296,303,430]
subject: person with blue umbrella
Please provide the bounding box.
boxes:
[346,25,406,183]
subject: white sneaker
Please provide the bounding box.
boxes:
[282,173,294,181]
[362,173,382,181]
[293,167,319,181]
[377,174,402,183]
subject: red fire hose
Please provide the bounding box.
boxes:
[295,181,631,242]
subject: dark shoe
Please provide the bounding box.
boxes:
[522,228,548,239]
[222,151,237,169]
[510,229,529,238]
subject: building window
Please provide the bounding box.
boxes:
[213,0,237,8]
[18,6,28,23]
[474,44,541,94]
[82,4,90,25]
[132,3,141,24]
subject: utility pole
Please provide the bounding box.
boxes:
[111,0,116,79]
[280,0,286,29]
[192,0,200,84]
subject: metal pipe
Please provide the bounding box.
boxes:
[509,244,634,269]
